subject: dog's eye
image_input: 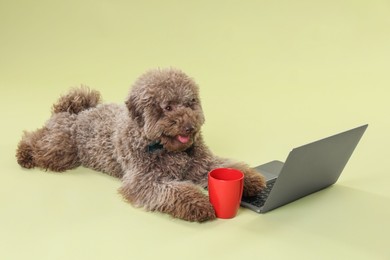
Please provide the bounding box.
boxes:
[187,99,197,106]
[186,98,197,108]
[165,105,172,111]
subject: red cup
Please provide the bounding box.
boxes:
[208,168,244,219]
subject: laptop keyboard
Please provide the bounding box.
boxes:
[241,179,276,208]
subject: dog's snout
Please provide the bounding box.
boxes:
[183,124,194,134]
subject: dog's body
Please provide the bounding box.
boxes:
[16,68,265,222]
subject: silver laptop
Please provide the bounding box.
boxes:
[241,124,368,213]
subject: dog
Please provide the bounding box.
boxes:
[16,68,265,222]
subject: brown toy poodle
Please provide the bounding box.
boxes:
[16,68,265,222]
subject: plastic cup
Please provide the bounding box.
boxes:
[208,168,244,219]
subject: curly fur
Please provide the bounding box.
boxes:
[16,68,265,222]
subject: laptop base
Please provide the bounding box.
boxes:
[240,160,284,213]
[254,160,284,182]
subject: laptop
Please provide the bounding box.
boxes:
[241,124,368,213]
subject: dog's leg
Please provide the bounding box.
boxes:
[16,128,44,169]
[16,114,81,172]
[224,162,266,197]
[185,150,266,197]
[119,176,216,222]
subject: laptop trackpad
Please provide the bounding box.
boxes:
[254,160,284,182]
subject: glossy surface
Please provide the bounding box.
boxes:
[208,168,244,218]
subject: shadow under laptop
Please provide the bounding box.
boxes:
[243,184,390,257]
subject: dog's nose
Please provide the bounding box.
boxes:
[183,124,194,134]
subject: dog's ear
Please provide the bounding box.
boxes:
[125,95,144,127]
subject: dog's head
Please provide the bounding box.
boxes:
[126,68,205,152]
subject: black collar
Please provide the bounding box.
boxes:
[147,141,164,153]
[146,141,195,154]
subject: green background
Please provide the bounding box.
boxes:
[1,0,389,259]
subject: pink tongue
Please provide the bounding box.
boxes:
[177,135,190,144]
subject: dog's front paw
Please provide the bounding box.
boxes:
[178,194,216,222]
[243,168,266,197]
